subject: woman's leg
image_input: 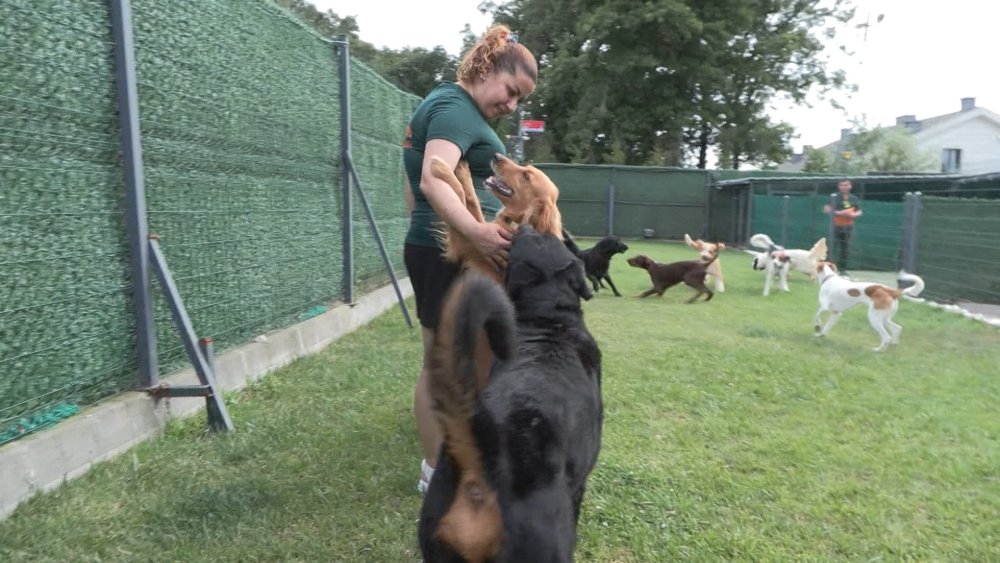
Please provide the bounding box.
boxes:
[414,326,441,468]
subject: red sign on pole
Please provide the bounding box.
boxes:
[520,119,545,133]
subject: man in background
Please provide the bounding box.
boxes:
[824,179,863,272]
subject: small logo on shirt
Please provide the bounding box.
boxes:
[402,124,413,149]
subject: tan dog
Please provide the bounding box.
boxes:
[684,234,726,292]
[430,154,562,283]
[814,261,925,352]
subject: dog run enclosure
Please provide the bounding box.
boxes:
[2,0,998,459]
[1,0,416,446]
[542,166,1000,305]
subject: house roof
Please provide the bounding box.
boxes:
[791,100,1000,157]
[910,106,1000,139]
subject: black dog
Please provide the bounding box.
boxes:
[563,232,629,296]
[420,225,603,563]
[626,254,716,303]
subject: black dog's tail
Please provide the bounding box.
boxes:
[428,273,516,561]
[562,228,583,257]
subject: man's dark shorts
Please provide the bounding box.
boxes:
[404,243,461,329]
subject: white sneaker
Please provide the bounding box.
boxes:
[417,459,435,494]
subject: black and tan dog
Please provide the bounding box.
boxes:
[564,233,629,297]
[419,225,603,563]
[627,254,717,303]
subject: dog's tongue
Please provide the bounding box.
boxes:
[485,176,513,198]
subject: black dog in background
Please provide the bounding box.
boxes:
[563,231,629,297]
[420,225,602,562]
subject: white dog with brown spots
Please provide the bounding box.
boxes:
[814,261,925,352]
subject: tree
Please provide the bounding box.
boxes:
[833,127,937,174]
[371,47,457,97]
[277,0,460,96]
[802,146,834,173]
[490,0,856,166]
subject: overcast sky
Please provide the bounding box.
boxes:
[311,0,1000,153]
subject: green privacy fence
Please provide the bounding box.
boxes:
[751,195,905,271]
[0,0,418,444]
[917,196,1000,303]
[743,174,1000,304]
[537,164,711,239]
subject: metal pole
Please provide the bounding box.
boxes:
[345,160,414,328]
[149,238,234,431]
[827,192,837,252]
[780,195,790,247]
[906,192,922,274]
[900,192,914,272]
[336,34,354,304]
[199,337,227,432]
[109,0,157,388]
[744,185,754,244]
[516,113,526,163]
[606,167,616,237]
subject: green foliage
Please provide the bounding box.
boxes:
[803,145,834,173]
[493,0,855,167]
[277,0,459,96]
[828,126,938,174]
[2,242,998,561]
[371,47,457,97]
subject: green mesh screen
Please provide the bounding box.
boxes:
[612,168,707,239]
[917,197,1000,304]
[751,194,829,249]
[0,0,418,445]
[536,164,614,237]
[1,0,133,443]
[751,195,904,271]
[536,164,710,239]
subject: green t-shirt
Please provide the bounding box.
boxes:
[403,82,506,247]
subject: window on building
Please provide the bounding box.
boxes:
[942,148,962,173]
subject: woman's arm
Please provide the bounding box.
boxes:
[419,139,511,266]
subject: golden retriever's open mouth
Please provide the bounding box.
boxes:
[485,176,513,198]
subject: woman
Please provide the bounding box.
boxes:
[402,25,537,493]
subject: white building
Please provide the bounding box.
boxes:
[779,98,1000,174]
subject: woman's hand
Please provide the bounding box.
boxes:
[465,222,512,270]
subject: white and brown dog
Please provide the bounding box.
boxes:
[749,233,827,296]
[813,261,925,352]
[684,234,725,292]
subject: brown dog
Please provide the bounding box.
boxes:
[430,154,562,284]
[627,254,716,302]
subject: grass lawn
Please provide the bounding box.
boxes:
[1,239,998,561]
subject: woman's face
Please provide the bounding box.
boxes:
[473,69,536,120]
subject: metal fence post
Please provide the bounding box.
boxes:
[900,192,913,272]
[109,0,157,388]
[780,195,790,247]
[906,192,922,274]
[606,167,616,237]
[336,34,354,304]
[827,192,837,251]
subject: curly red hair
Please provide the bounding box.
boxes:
[457,25,537,84]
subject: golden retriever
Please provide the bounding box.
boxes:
[683,234,726,292]
[430,154,562,283]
